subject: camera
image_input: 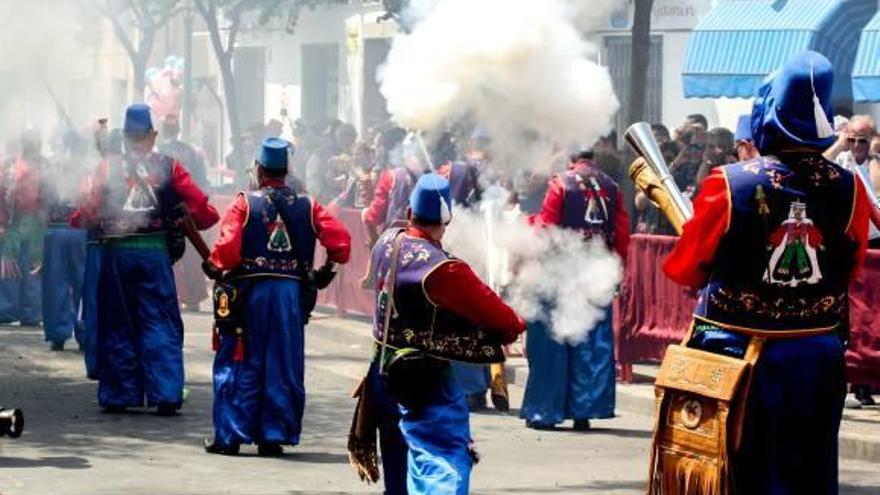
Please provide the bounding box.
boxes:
[0,407,24,438]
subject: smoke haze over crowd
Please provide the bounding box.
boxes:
[379,0,622,171]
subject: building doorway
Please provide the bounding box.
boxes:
[301,43,340,127]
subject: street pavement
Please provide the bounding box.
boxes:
[1,312,879,495]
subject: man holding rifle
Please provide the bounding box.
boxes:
[72,104,219,416]
[634,52,871,494]
[201,138,351,456]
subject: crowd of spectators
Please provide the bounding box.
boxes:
[223,111,880,242]
[634,114,740,235]
[224,118,558,218]
[633,112,879,238]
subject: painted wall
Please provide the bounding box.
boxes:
[239,4,384,130]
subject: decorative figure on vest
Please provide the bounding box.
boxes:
[121,163,159,213]
[201,137,351,456]
[765,201,824,286]
[71,104,219,416]
[584,176,610,228]
[348,173,525,495]
[647,51,871,494]
[267,214,293,253]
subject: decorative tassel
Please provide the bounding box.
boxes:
[233,329,245,362]
[810,60,834,139]
[348,377,381,484]
[439,194,452,224]
[813,95,834,139]
[755,185,770,216]
[212,327,220,352]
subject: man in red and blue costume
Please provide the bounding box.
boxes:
[434,132,482,208]
[0,129,48,327]
[202,138,351,456]
[72,104,219,415]
[662,51,870,494]
[431,132,502,412]
[361,153,423,239]
[41,132,90,351]
[520,150,629,430]
[364,173,525,495]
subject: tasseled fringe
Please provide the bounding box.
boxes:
[347,436,380,484]
[0,256,21,280]
[347,378,381,484]
[650,452,724,495]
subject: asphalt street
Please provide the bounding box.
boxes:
[1,313,879,495]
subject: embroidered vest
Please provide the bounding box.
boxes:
[694,155,857,331]
[239,186,316,277]
[370,229,504,363]
[559,163,619,249]
[98,153,178,237]
[443,161,481,207]
[384,167,420,226]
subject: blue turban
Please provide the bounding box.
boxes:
[751,50,835,154]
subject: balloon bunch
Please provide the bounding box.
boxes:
[145,55,185,122]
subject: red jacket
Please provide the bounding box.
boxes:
[409,226,526,343]
[0,155,46,226]
[361,168,395,227]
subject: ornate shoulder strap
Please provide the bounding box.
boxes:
[379,231,406,370]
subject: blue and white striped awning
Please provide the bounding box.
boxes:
[853,12,880,102]
[682,0,876,99]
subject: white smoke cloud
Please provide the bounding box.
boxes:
[0,0,89,140]
[444,188,622,344]
[379,0,621,171]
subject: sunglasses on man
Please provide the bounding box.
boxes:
[847,137,871,146]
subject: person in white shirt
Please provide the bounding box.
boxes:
[824,114,879,409]
[826,115,879,180]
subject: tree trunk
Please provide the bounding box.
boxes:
[628,0,654,126]
[196,1,245,183]
[132,54,148,103]
[219,54,244,171]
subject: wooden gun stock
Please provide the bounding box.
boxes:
[178,205,211,261]
[630,158,689,235]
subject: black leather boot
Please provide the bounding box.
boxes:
[203,438,240,456]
